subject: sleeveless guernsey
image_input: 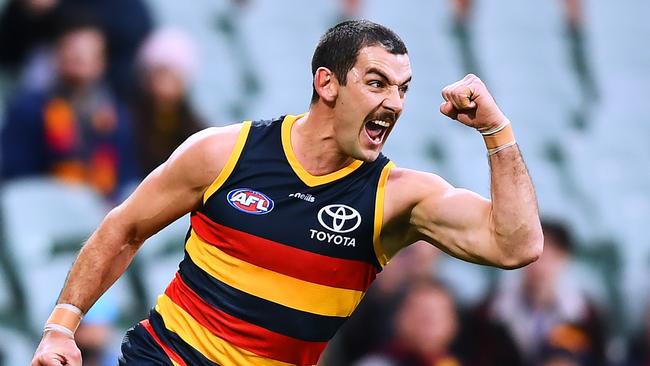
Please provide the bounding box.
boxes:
[139,114,394,366]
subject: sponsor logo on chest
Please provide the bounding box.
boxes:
[227,188,274,215]
[310,204,361,247]
[288,192,316,202]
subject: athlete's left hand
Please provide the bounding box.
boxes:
[439,74,507,131]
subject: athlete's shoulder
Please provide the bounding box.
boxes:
[162,122,250,193]
[187,123,246,152]
[384,167,453,217]
[387,167,449,191]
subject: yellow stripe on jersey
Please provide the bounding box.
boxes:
[203,121,253,203]
[373,161,395,267]
[155,295,296,366]
[185,231,364,317]
[281,114,363,187]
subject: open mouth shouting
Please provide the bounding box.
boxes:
[364,112,395,145]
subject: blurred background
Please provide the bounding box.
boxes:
[0,0,648,365]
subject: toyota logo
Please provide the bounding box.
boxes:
[317,204,362,233]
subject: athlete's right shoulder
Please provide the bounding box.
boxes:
[161,122,251,194]
[186,122,245,146]
[173,122,247,158]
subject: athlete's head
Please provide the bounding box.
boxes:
[310,20,408,104]
[310,20,412,162]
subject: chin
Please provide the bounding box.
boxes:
[357,149,381,162]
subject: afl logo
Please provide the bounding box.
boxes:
[227,188,274,215]
[317,204,362,233]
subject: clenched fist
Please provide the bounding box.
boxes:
[440,74,507,131]
[31,330,81,366]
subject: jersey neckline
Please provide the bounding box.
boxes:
[281,114,364,187]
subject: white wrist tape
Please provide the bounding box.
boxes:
[44,303,84,337]
[55,303,83,315]
[479,119,511,136]
[480,119,516,155]
[43,323,75,338]
[487,141,517,156]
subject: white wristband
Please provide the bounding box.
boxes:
[55,303,83,315]
[487,141,517,156]
[479,119,511,136]
[43,323,75,338]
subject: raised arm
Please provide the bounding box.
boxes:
[31,124,243,366]
[381,75,543,269]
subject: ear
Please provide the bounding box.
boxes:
[314,67,338,103]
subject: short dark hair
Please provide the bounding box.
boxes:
[54,7,105,42]
[310,20,408,104]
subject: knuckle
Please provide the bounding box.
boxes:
[70,349,82,360]
[33,354,47,365]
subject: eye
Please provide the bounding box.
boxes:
[368,80,384,88]
[398,85,409,98]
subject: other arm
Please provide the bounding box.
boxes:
[382,74,543,269]
[31,124,243,366]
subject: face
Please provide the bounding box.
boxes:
[524,231,568,286]
[146,65,186,106]
[396,286,457,356]
[56,28,106,88]
[333,46,411,162]
[522,231,569,306]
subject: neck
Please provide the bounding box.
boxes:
[290,104,356,176]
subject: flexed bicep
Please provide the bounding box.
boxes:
[410,185,497,265]
[382,167,505,267]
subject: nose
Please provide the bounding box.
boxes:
[382,85,404,115]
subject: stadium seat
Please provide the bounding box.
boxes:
[0,178,129,335]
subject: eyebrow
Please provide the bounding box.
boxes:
[367,67,412,86]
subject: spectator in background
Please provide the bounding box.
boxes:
[324,242,440,365]
[537,323,596,366]
[0,15,138,201]
[0,0,152,99]
[68,0,153,100]
[464,220,606,366]
[355,279,464,366]
[131,28,204,176]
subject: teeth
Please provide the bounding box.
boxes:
[372,120,391,128]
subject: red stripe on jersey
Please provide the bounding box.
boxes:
[166,274,327,366]
[191,212,376,291]
[141,319,189,366]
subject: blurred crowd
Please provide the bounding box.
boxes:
[0,0,648,365]
[0,0,204,202]
[324,222,615,366]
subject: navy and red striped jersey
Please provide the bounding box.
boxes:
[145,114,394,366]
